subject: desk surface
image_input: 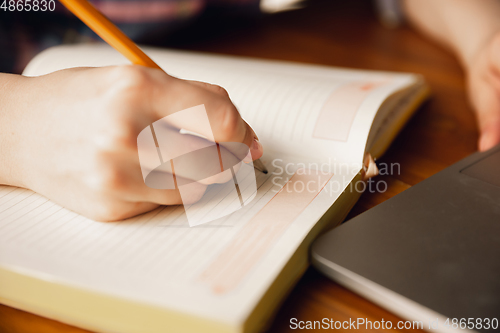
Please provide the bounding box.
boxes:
[0,0,478,332]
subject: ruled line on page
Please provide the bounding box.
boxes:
[198,169,333,294]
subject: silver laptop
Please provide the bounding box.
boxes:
[312,145,500,333]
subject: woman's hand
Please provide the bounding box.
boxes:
[404,0,500,151]
[0,66,263,221]
[466,33,500,151]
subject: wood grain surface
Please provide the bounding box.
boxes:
[0,0,478,332]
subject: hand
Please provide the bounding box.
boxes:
[0,66,263,221]
[466,32,500,151]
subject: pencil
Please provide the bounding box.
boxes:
[58,0,268,174]
[58,0,161,69]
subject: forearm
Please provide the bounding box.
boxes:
[403,0,500,67]
[0,73,30,187]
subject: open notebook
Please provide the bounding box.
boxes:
[0,44,428,333]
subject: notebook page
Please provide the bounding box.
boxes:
[0,158,355,326]
[23,44,418,166]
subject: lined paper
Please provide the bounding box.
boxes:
[313,80,390,141]
[199,169,333,294]
[0,159,348,322]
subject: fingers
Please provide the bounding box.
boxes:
[479,118,500,151]
[89,68,263,218]
[118,202,161,221]
[473,96,500,151]
[187,80,231,98]
[149,74,263,160]
[466,42,500,151]
[143,178,208,206]
[138,125,243,184]
[478,37,500,150]
[91,201,160,222]
[111,160,209,206]
[104,147,218,206]
[469,73,500,151]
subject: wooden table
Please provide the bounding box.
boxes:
[0,0,479,332]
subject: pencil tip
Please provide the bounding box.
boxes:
[253,159,268,174]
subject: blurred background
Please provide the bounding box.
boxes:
[1,0,406,73]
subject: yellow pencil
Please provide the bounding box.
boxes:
[58,0,162,70]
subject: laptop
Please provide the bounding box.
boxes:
[312,145,500,333]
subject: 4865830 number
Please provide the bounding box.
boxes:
[1,0,56,11]
[444,318,499,330]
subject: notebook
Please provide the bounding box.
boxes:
[0,44,428,333]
